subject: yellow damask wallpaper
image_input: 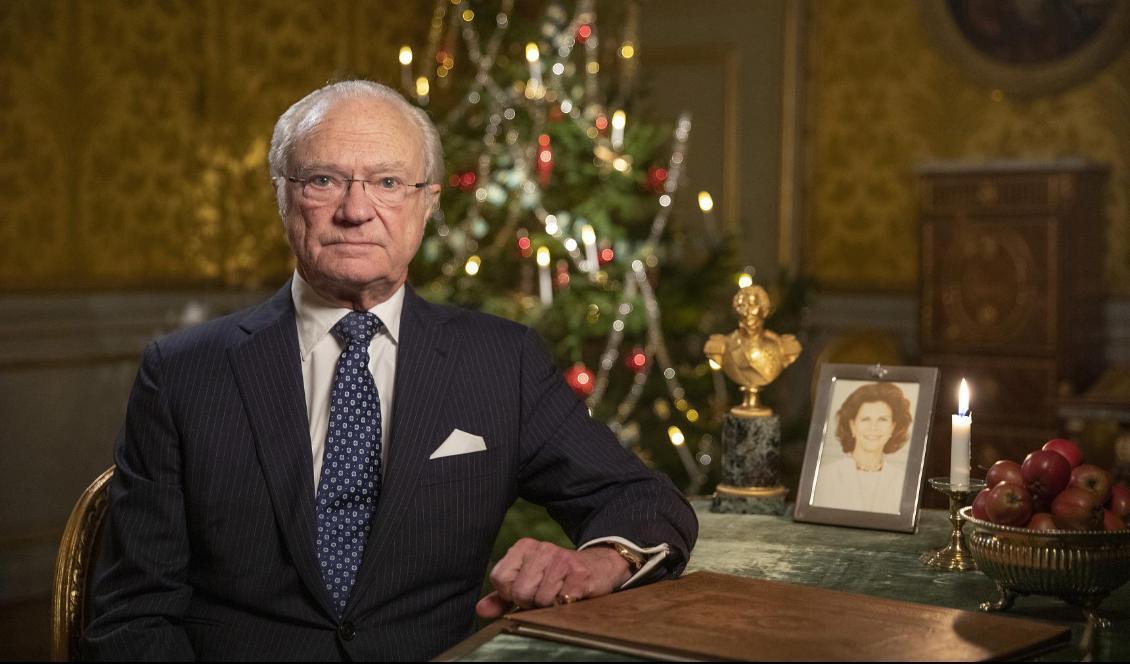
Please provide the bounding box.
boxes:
[0,1,418,291]
[803,0,1130,293]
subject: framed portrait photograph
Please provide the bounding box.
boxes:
[793,363,940,533]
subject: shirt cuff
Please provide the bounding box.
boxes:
[578,536,671,589]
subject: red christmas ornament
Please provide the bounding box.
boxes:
[598,246,614,266]
[576,24,593,43]
[564,363,595,397]
[646,166,668,193]
[625,347,648,373]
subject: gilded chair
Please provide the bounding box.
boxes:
[51,466,114,661]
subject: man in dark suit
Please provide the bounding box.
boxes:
[85,80,697,660]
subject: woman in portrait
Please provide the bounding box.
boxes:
[811,382,913,514]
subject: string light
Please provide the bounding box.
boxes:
[399,46,413,65]
[464,255,481,275]
[737,272,754,288]
[697,191,714,212]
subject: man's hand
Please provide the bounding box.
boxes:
[474,538,632,619]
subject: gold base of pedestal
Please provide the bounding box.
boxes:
[715,483,788,498]
[919,544,978,571]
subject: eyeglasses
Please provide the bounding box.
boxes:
[281,173,431,208]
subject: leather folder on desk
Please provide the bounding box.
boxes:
[451,571,1070,661]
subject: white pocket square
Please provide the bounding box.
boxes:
[429,429,487,459]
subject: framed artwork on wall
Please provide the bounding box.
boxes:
[794,363,941,533]
[918,0,1130,96]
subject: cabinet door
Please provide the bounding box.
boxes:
[922,215,1056,354]
[924,354,1058,428]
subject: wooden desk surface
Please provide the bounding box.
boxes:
[447,502,1129,661]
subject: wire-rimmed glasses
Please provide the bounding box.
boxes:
[280,173,431,208]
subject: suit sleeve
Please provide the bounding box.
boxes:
[515,327,698,578]
[83,341,196,661]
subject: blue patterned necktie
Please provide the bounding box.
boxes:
[315,310,383,618]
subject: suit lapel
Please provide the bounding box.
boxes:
[227,283,336,618]
[346,285,455,615]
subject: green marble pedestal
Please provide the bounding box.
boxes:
[711,413,787,515]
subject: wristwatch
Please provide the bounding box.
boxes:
[606,541,646,573]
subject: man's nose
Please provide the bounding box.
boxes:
[338,179,376,223]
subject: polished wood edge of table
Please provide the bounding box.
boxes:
[432,621,508,662]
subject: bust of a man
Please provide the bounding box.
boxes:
[704,285,801,416]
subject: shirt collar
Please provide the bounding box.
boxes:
[291,270,404,360]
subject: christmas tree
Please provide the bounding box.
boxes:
[401,0,744,503]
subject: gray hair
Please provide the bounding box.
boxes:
[268,79,444,217]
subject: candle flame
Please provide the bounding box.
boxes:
[581,224,596,244]
[415,76,430,97]
[698,191,714,212]
[958,378,970,416]
[611,110,626,130]
[536,246,550,267]
[667,426,685,446]
[525,42,540,63]
[398,46,413,65]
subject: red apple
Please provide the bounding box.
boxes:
[986,482,1033,526]
[1109,483,1130,518]
[1026,512,1057,531]
[971,488,991,520]
[1068,464,1112,504]
[1103,509,1127,531]
[1042,438,1084,468]
[985,460,1024,488]
[1022,450,1072,505]
[1051,487,1104,530]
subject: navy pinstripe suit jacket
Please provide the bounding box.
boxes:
[85,282,697,661]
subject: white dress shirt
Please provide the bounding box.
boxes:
[291,270,403,489]
[290,270,667,586]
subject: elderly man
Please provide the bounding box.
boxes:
[85,79,697,661]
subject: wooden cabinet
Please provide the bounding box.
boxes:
[918,161,1106,486]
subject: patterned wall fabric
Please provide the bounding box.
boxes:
[0,1,417,290]
[803,0,1130,293]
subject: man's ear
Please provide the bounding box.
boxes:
[426,183,443,215]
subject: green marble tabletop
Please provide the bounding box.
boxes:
[453,502,1129,661]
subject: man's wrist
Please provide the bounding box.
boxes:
[580,544,633,587]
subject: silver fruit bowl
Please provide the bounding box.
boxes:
[959,506,1130,628]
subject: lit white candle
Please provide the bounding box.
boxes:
[525,42,542,88]
[611,110,626,150]
[580,224,598,274]
[537,247,552,305]
[398,46,413,93]
[950,378,971,486]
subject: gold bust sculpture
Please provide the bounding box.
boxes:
[704,285,802,417]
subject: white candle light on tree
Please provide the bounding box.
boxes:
[525,42,542,94]
[611,110,626,150]
[537,246,552,305]
[398,46,413,93]
[950,378,971,486]
[581,223,598,274]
